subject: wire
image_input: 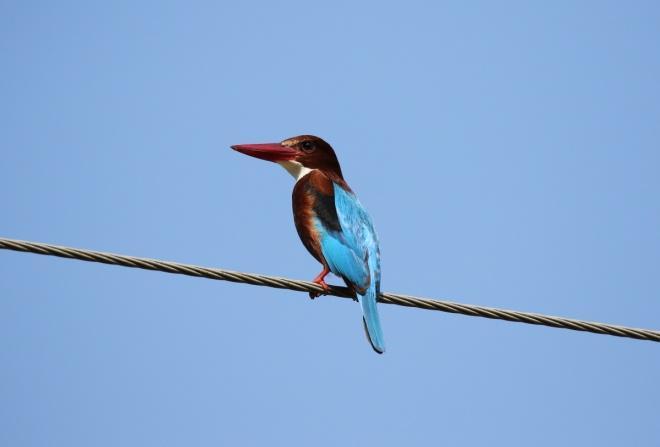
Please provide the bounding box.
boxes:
[1,237,658,343]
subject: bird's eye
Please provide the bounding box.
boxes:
[300,141,315,153]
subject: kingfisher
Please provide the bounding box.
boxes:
[231,135,385,354]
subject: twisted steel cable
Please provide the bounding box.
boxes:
[1,237,659,343]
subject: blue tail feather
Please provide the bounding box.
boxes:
[358,284,385,354]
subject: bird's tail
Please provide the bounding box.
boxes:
[358,284,385,354]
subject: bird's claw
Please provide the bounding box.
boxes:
[309,279,330,300]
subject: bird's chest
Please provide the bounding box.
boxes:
[291,174,340,263]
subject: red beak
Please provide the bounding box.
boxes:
[231,143,298,162]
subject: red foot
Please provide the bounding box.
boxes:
[309,266,330,299]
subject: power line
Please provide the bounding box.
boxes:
[1,236,658,343]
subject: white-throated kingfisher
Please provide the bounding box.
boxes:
[231,135,385,354]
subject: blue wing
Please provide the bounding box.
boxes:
[314,183,385,353]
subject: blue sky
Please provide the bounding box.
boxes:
[1,1,659,445]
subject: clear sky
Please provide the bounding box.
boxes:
[1,1,659,446]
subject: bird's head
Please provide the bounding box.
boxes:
[231,135,343,181]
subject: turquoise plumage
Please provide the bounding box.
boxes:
[315,183,384,353]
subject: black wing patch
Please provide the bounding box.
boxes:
[308,183,342,233]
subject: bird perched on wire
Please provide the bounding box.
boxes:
[231,135,385,354]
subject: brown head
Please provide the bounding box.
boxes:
[231,135,344,182]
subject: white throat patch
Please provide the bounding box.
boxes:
[278,160,314,182]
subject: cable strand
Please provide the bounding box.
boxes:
[1,237,658,343]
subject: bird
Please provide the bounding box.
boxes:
[231,135,385,354]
